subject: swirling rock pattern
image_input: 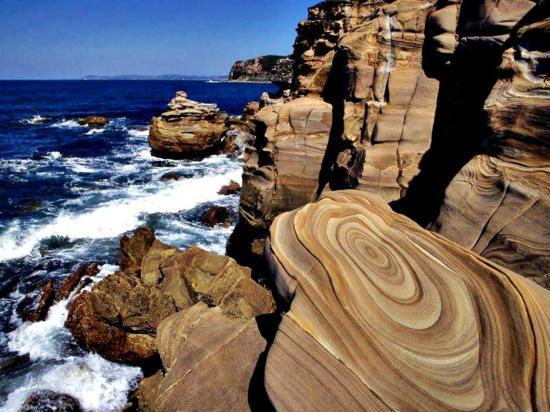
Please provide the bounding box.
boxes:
[265,190,550,411]
[428,1,550,279]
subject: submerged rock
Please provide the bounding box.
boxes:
[201,205,231,227]
[78,116,108,128]
[20,390,82,412]
[217,180,241,196]
[148,91,229,159]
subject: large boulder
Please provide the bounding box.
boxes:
[119,226,155,274]
[148,91,230,159]
[137,303,266,412]
[265,190,550,411]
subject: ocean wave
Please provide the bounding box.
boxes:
[0,353,142,412]
[50,119,83,129]
[0,166,242,261]
[20,115,50,125]
[84,128,105,135]
[127,128,149,138]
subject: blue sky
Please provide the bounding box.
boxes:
[0,0,318,79]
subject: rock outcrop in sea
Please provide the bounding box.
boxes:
[229,55,293,85]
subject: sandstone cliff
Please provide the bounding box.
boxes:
[229,55,293,85]
[231,0,549,282]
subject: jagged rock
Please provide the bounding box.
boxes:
[148,91,229,159]
[90,272,176,334]
[413,0,549,279]
[265,190,550,411]
[218,180,241,195]
[78,116,108,128]
[201,205,231,227]
[24,279,57,322]
[140,240,178,287]
[57,263,99,301]
[163,246,275,319]
[229,55,293,85]
[137,303,266,412]
[65,290,158,365]
[20,390,82,412]
[119,226,156,274]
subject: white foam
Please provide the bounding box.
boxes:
[127,128,149,138]
[84,128,105,135]
[0,353,142,412]
[20,115,49,125]
[50,119,83,129]
[0,166,242,261]
[46,151,62,160]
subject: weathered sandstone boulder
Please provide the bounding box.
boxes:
[201,205,231,227]
[148,91,229,159]
[78,115,108,128]
[265,190,550,411]
[138,303,266,412]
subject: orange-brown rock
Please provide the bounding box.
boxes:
[218,180,241,195]
[265,190,550,411]
[56,263,99,301]
[201,205,231,227]
[78,116,108,128]
[119,226,155,274]
[25,280,57,322]
[148,91,229,159]
[137,303,266,412]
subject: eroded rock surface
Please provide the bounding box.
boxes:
[265,190,550,411]
[137,303,266,412]
[229,55,293,85]
[148,91,229,159]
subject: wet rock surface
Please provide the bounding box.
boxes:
[19,390,83,412]
[78,116,108,128]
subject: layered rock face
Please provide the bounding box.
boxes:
[397,0,549,279]
[231,0,438,264]
[265,190,550,411]
[148,91,230,158]
[229,55,293,85]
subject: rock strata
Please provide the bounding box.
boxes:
[265,190,550,411]
[148,91,229,159]
[421,0,550,279]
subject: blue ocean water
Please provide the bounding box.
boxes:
[0,80,277,410]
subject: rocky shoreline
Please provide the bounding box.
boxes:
[20,0,549,410]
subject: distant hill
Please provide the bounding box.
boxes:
[81,74,226,81]
[228,56,293,85]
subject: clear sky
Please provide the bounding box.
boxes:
[0,0,319,79]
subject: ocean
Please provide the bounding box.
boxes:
[0,80,278,410]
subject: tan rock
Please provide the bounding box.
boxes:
[78,116,108,128]
[119,226,155,274]
[138,303,266,412]
[140,240,177,287]
[265,190,550,411]
[148,91,229,159]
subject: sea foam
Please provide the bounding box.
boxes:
[0,166,242,261]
